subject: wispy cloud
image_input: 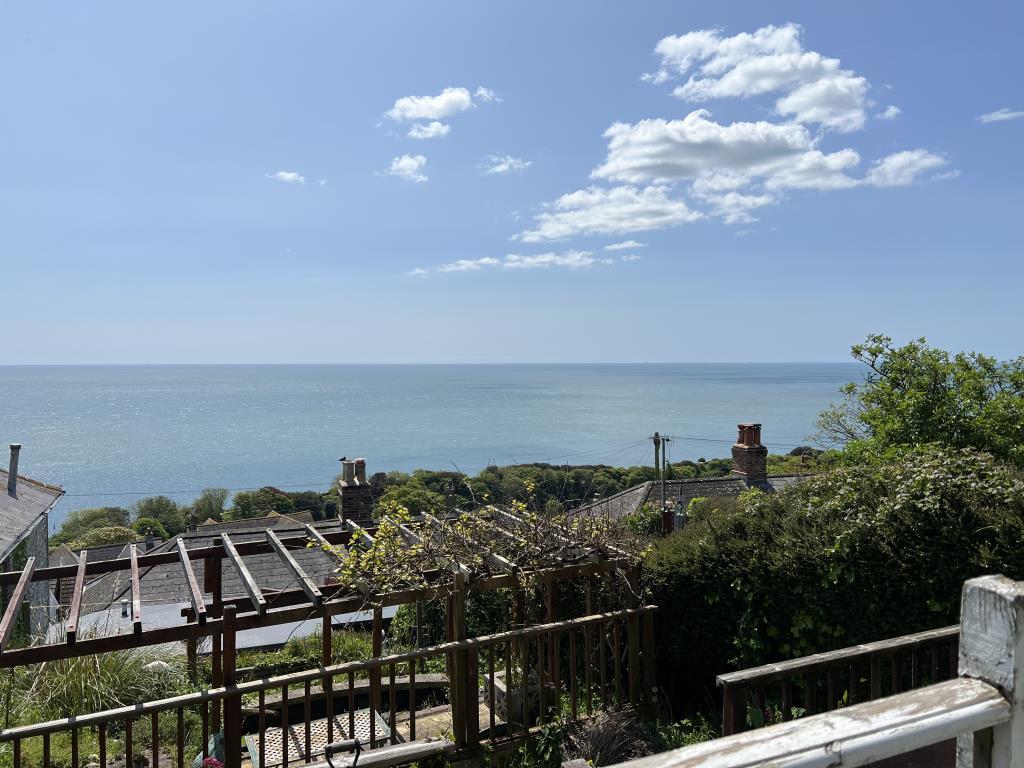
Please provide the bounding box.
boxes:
[481,154,532,175]
[406,267,429,277]
[385,86,499,137]
[421,249,634,274]
[978,108,1024,124]
[437,257,501,272]
[266,171,305,185]
[619,254,642,262]
[386,154,428,183]
[876,105,902,120]
[604,240,646,251]
[474,86,501,103]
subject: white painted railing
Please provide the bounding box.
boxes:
[600,575,1024,768]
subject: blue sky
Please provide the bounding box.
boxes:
[2,2,1021,364]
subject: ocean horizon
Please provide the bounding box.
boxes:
[0,362,863,528]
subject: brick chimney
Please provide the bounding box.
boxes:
[731,423,768,486]
[338,457,373,525]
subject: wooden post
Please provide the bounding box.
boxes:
[448,573,468,747]
[722,683,748,736]
[322,609,334,744]
[205,544,223,732]
[222,606,241,768]
[957,575,1024,767]
[371,606,383,748]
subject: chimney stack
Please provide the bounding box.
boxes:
[338,456,373,525]
[7,444,21,496]
[731,423,768,486]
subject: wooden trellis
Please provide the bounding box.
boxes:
[0,508,656,768]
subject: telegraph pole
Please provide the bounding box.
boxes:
[652,432,660,474]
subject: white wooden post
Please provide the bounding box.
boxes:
[958,575,1024,768]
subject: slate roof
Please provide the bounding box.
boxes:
[197,511,315,533]
[82,518,345,618]
[573,474,808,521]
[0,468,63,560]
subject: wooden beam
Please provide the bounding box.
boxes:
[221,534,266,614]
[66,550,88,643]
[343,518,376,548]
[0,557,35,653]
[266,530,323,607]
[421,514,475,578]
[177,539,207,625]
[305,523,347,555]
[129,545,143,634]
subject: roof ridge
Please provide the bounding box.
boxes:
[0,468,64,495]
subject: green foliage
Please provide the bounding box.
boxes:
[132,495,186,536]
[50,507,129,548]
[131,516,169,540]
[192,487,228,523]
[374,483,446,518]
[227,486,295,520]
[65,526,139,551]
[624,504,662,536]
[236,629,373,675]
[646,446,1024,711]
[818,334,1024,466]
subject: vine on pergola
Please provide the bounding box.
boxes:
[321,494,649,611]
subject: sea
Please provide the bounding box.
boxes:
[0,363,862,529]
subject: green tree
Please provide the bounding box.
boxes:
[131,517,169,540]
[818,334,1024,466]
[227,487,295,520]
[131,496,186,535]
[65,526,140,551]
[51,507,130,548]
[192,488,228,523]
[374,483,445,518]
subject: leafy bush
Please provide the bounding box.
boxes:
[132,496,187,536]
[50,507,130,548]
[645,446,1024,712]
[65,526,139,551]
[131,516,169,540]
[227,486,295,520]
[624,504,661,535]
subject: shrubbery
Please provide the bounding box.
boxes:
[645,446,1024,712]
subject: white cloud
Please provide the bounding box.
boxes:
[503,250,597,269]
[649,24,870,132]
[318,179,328,187]
[474,86,500,103]
[519,185,702,243]
[406,267,429,277]
[437,257,500,272]
[877,105,902,120]
[432,250,620,273]
[620,253,642,262]
[387,87,474,122]
[700,190,775,224]
[604,240,647,251]
[763,149,862,190]
[386,154,428,183]
[593,110,812,184]
[408,121,451,139]
[266,171,305,185]
[865,149,948,187]
[482,155,532,175]
[933,169,961,181]
[978,108,1024,123]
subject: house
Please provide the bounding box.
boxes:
[573,423,808,524]
[0,444,63,637]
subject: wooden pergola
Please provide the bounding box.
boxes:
[0,507,657,768]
